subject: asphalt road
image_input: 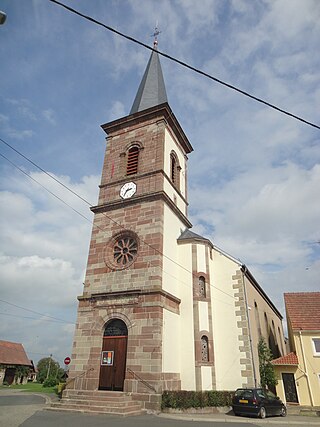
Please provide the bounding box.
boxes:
[0,391,47,427]
[1,390,320,427]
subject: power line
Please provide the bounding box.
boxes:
[0,152,94,226]
[1,138,238,303]
[1,138,289,325]
[0,312,75,324]
[0,138,90,207]
[1,137,284,318]
[0,298,74,325]
[48,0,320,131]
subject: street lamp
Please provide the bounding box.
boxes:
[0,11,6,25]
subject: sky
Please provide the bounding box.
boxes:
[0,0,319,368]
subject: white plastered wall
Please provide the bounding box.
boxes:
[162,203,196,390]
[201,366,213,390]
[210,250,243,390]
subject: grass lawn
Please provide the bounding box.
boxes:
[0,382,56,394]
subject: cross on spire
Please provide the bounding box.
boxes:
[130,24,167,115]
[152,24,161,49]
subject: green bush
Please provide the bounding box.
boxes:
[42,377,58,388]
[161,390,234,409]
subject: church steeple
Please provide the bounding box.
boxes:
[130,36,168,114]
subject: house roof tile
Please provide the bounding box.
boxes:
[271,352,298,366]
[284,292,320,331]
[0,340,31,366]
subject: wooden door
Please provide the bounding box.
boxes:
[99,335,127,391]
[282,373,299,403]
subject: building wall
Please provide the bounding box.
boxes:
[244,277,285,387]
[177,239,196,390]
[294,332,320,406]
[210,251,244,390]
[274,365,299,403]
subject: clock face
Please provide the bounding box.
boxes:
[120,182,136,199]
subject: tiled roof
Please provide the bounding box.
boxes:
[0,340,31,366]
[284,292,320,331]
[271,352,298,366]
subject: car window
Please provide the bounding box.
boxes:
[235,389,253,399]
[256,389,266,398]
[266,390,276,399]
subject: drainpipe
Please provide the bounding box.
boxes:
[241,266,257,387]
[299,331,314,406]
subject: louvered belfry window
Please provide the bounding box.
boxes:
[126,146,139,175]
[170,151,180,190]
[170,153,176,183]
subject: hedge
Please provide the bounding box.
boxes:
[161,390,234,409]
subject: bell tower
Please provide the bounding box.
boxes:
[69,40,193,406]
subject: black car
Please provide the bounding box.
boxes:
[232,388,287,419]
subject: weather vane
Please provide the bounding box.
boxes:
[151,23,161,48]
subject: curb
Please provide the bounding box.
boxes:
[158,412,320,425]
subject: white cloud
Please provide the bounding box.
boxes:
[42,109,56,125]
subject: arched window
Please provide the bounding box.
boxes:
[126,146,139,175]
[201,336,209,362]
[170,151,180,189]
[199,276,206,298]
[254,301,261,336]
[104,319,128,336]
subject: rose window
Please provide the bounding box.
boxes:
[114,237,138,266]
[104,230,139,270]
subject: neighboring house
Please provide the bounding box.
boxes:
[272,292,320,406]
[67,41,286,412]
[0,340,32,385]
[28,360,38,382]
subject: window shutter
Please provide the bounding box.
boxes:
[127,147,139,175]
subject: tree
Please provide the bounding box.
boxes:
[36,357,63,384]
[258,337,278,389]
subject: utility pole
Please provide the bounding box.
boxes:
[46,354,53,379]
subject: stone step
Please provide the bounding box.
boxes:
[287,405,320,417]
[63,392,134,402]
[59,398,141,409]
[47,405,143,417]
[53,390,144,416]
[64,388,131,398]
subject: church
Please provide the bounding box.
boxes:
[65,40,286,413]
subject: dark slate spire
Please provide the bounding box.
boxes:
[130,37,168,115]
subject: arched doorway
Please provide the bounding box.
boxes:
[99,319,128,391]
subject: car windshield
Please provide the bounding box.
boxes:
[235,389,253,399]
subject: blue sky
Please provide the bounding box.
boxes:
[0,0,319,366]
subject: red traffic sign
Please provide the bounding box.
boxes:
[64,357,71,365]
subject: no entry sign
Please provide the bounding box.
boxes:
[64,356,71,365]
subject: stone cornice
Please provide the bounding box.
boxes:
[91,190,192,228]
[101,103,193,154]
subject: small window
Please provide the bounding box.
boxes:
[201,336,209,362]
[312,338,320,355]
[199,276,206,298]
[170,151,180,189]
[126,146,139,175]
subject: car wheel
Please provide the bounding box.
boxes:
[280,407,287,417]
[259,407,267,419]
